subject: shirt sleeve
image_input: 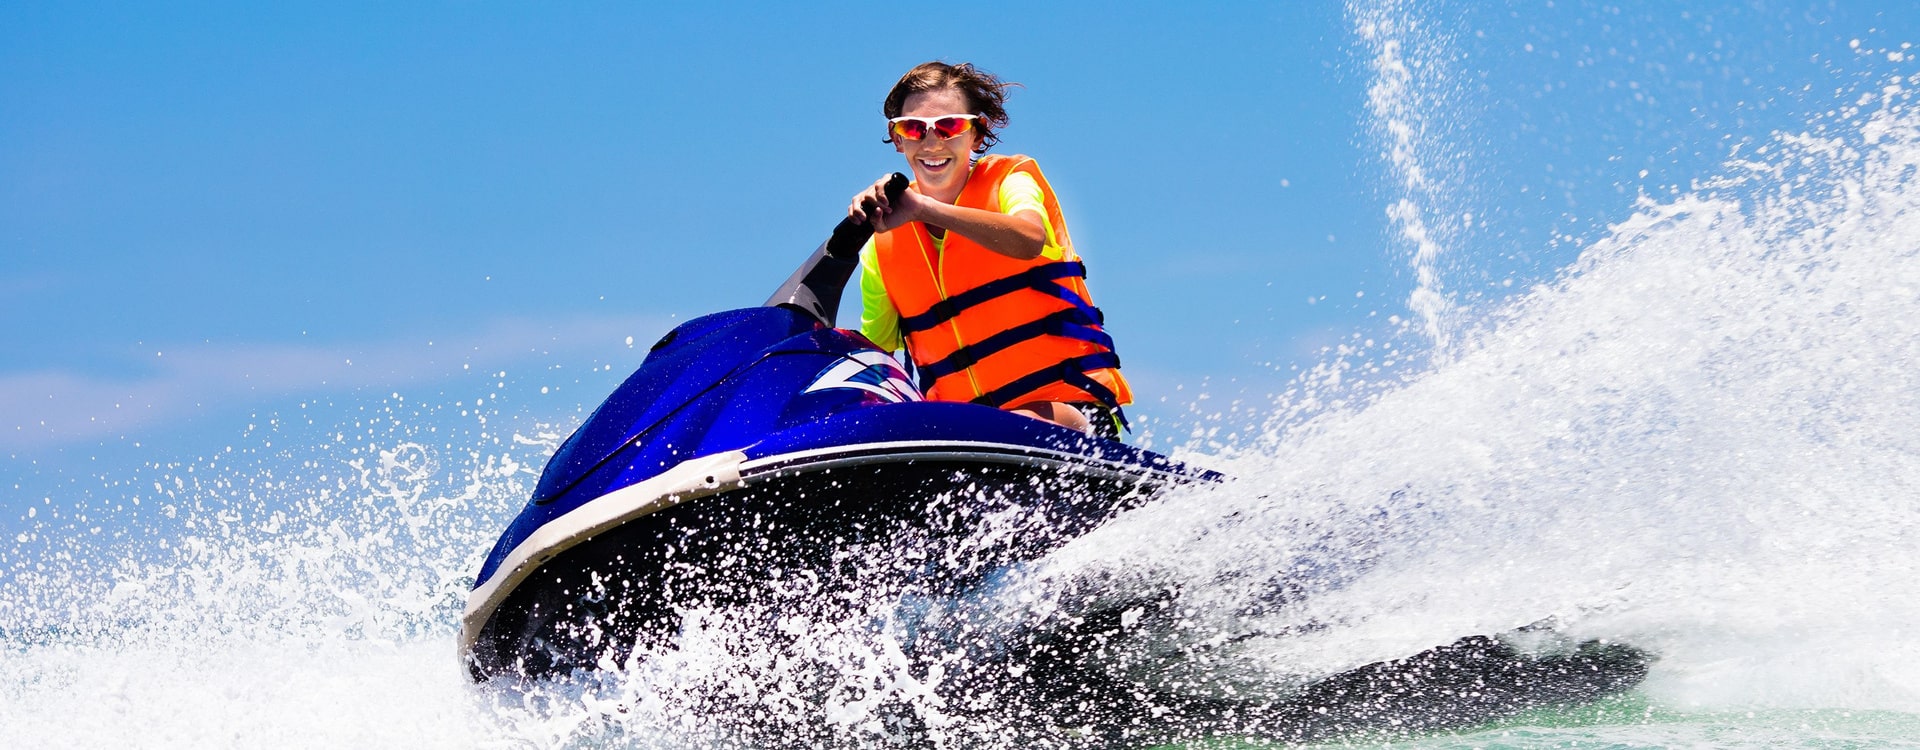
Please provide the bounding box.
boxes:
[997,170,1065,261]
[856,237,903,351]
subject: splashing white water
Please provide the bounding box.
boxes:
[1036,67,1920,719]
[1354,0,1465,355]
[0,395,563,747]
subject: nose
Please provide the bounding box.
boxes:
[914,136,951,155]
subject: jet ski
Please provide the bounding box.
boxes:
[460,174,1222,681]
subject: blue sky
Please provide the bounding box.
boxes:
[6,2,1920,481]
[3,3,1384,459]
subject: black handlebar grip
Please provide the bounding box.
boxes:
[824,172,911,260]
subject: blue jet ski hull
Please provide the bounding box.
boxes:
[460,306,1220,681]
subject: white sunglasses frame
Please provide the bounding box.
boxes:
[886,114,982,141]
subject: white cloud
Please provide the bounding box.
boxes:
[0,313,674,450]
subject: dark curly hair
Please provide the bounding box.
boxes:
[882,61,1020,154]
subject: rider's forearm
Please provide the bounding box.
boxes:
[917,201,1047,260]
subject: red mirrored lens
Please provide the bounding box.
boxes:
[933,116,974,139]
[891,119,930,140]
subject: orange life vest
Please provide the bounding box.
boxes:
[871,154,1133,418]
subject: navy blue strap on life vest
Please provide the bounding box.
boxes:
[916,306,1116,384]
[970,352,1131,432]
[1058,367,1131,432]
[899,261,1093,335]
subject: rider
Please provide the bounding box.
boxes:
[848,62,1131,438]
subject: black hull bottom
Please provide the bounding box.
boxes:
[1003,621,1650,745]
[859,583,1651,746]
[467,457,1164,681]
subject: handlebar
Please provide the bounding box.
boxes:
[823,172,910,260]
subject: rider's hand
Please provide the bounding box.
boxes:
[848,176,923,233]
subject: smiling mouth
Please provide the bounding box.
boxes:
[919,157,954,170]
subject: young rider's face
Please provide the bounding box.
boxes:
[893,87,981,204]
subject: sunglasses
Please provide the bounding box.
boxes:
[887,114,980,142]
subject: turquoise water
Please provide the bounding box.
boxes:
[9,3,1920,748]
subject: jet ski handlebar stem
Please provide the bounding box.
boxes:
[766,172,911,327]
